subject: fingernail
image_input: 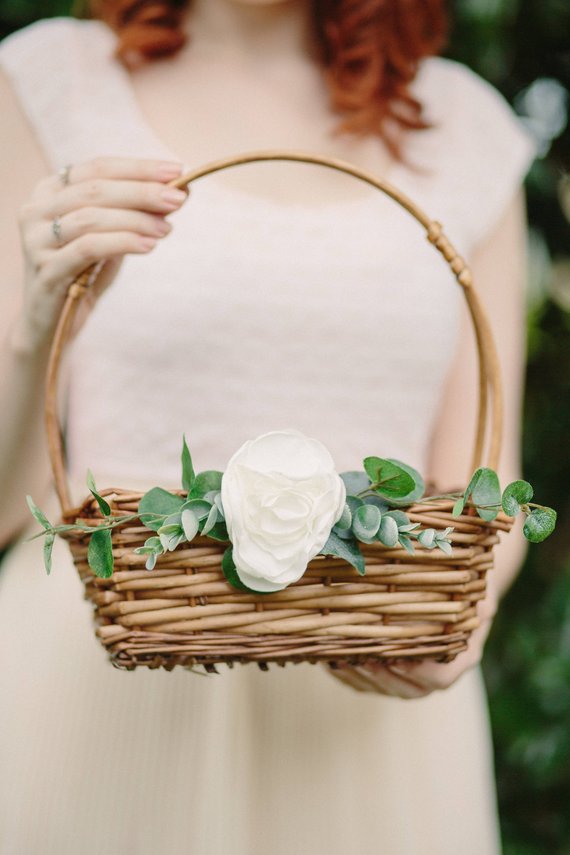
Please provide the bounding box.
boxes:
[160,188,187,206]
[140,237,157,250]
[155,219,172,235]
[157,162,184,180]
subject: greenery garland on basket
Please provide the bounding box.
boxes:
[25,429,557,593]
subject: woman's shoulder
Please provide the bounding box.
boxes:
[413,55,532,138]
[0,15,114,58]
[405,56,538,251]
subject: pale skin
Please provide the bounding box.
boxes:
[0,0,530,697]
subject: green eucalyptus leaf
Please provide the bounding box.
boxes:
[87,528,114,579]
[214,493,225,518]
[202,504,219,536]
[204,520,230,542]
[134,536,163,556]
[190,470,223,499]
[159,529,186,552]
[86,469,112,517]
[418,528,437,549]
[384,510,411,528]
[523,507,557,543]
[181,434,196,493]
[334,503,353,532]
[362,495,390,512]
[363,457,415,500]
[471,468,501,521]
[340,471,371,496]
[320,530,366,575]
[377,515,399,548]
[158,523,183,536]
[398,534,415,556]
[138,488,185,531]
[383,459,425,506]
[352,504,382,543]
[221,547,268,593]
[452,497,465,517]
[26,495,52,531]
[436,540,453,556]
[345,495,364,516]
[43,532,55,575]
[398,522,421,533]
[502,480,534,516]
[146,553,158,571]
[180,498,212,521]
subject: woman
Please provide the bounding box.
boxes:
[0,1,536,852]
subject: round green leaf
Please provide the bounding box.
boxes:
[340,471,371,496]
[377,515,399,547]
[502,480,534,516]
[352,504,382,543]
[383,459,425,507]
[418,528,436,549]
[384,510,410,528]
[138,488,185,531]
[190,470,223,499]
[470,468,501,521]
[363,457,415,499]
[523,507,557,543]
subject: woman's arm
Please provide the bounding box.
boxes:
[326,185,531,696]
[0,66,57,548]
[0,65,185,550]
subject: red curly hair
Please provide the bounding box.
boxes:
[88,0,449,159]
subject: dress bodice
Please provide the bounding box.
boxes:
[0,17,537,504]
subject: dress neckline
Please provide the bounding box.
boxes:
[88,18,407,212]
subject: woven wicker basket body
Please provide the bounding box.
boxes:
[46,151,513,672]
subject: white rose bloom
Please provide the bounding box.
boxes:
[220,429,347,592]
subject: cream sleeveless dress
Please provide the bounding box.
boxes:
[0,17,536,855]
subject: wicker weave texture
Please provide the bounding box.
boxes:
[60,488,513,671]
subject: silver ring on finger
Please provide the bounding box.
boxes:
[58,164,73,186]
[52,215,64,247]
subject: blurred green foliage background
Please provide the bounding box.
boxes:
[0,1,568,852]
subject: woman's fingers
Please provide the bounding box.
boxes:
[42,176,188,218]
[42,207,173,247]
[326,661,432,699]
[33,156,185,198]
[37,230,160,293]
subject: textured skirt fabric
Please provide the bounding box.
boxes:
[0,485,502,855]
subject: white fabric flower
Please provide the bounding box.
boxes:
[220,429,346,592]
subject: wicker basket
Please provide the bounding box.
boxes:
[45,150,513,672]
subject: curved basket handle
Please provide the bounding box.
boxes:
[45,149,503,517]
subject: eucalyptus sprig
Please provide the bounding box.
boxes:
[450,468,557,543]
[25,440,557,585]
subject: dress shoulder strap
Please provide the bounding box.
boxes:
[0,16,161,171]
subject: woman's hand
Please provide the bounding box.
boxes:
[12,155,187,350]
[325,570,499,699]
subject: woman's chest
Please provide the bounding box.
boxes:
[127,53,395,205]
